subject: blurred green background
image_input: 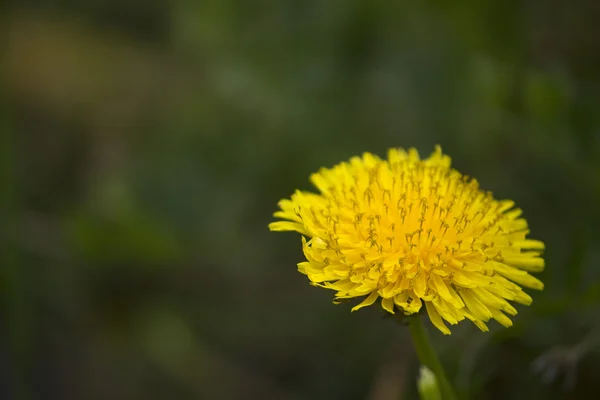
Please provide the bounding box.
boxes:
[3,1,600,399]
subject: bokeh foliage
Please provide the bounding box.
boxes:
[3,1,600,399]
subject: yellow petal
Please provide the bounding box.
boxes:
[383,256,399,268]
[326,279,356,294]
[425,302,451,335]
[413,273,428,298]
[381,297,395,314]
[446,285,465,309]
[451,271,475,288]
[498,200,515,213]
[499,219,528,232]
[471,287,506,310]
[432,299,460,324]
[405,295,423,314]
[268,221,307,234]
[513,290,533,305]
[430,274,453,301]
[502,256,545,272]
[498,269,544,290]
[324,264,350,278]
[380,283,396,298]
[460,290,492,320]
[355,280,378,293]
[309,172,331,194]
[490,308,513,328]
[462,311,489,332]
[351,292,379,312]
[273,210,302,222]
[504,208,523,219]
[473,287,518,315]
[486,283,516,301]
[306,273,338,283]
[513,240,545,250]
[396,292,423,314]
[472,319,490,332]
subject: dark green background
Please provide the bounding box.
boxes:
[3,1,600,399]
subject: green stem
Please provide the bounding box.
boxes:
[408,316,458,400]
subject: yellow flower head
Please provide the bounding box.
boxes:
[269,146,544,334]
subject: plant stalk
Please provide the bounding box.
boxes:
[408,316,458,400]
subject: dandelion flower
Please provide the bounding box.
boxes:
[269,146,544,334]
